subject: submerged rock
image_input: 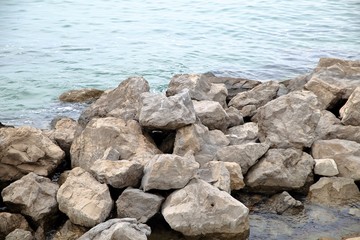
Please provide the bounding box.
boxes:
[59,88,104,103]
[268,191,303,215]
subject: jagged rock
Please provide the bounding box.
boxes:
[139,90,196,130]
[226,122,258,145]
[308,177,360,206]
[254,90,321,149]
[215,142,270,175]
[78,218,151,240]
[70,117,159,171]
[340,86,360,126]
[5,229,33,240]
[162,179,249,239]
[268,191,303,215]
[90,160,143,188]
[141,154,199,191]
[0,213,30,239]
[57,167,113,227]
[1,173,58,222]
[116,188,164,223]
[224,162,245,190]
[208,83,228,108]
[52,220,88,240]
[281,74,309,92]
[277,83,289,97]
[314,159,339,177]
[198,161,231,193]
[245,148,314,193]
[225,107,244,128]
[59,88,104,103]
[0,126,65,181]
[78,76,150,126]
[192,100,229,131]
[312,139,360,180]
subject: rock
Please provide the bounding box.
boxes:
[245,148,314,193]
[0,213,30,239]
[208,83,228,108]
[141,154,199,191]
[224,162,245,190]
[215,142,270,175]
[5,229,33,240]
[226,122,258,145]
[1,173,58,222]
[277,83,289,97]
[0,126,65,181]
[162,179,249,239]
[56,167,113,227]
[70,117,159,171]
[90,160,143,188]
[198,161,231,193]
[225,107,244,128]
[340,86,360,126]
[0,122,14,128]
[308,177,360,206]
[52,220,87,240]
[281,74,310,92]
[59,88,104,103]
[254,90,321,149]
[314,159,339,177]
[192,100,230,131]
[268,191,303,215]
[312,139,360,180]
[116,188,164,223]
[139,90,196,130]
[78,76,150,126]
[78,218,151,240]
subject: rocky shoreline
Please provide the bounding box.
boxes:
[1,58,360,240]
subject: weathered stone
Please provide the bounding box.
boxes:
[245,149,314,193]
[254,90,321,149]
[116,188,164,223]
[90,160,143,188]
[314,159,339,177]
[1,173,58,222]
[308,177,360,206]
[59,88,104,103]
[224,162,245,190]
[5,229,33,240]
[78,76,150,126]
[52,220,88,240]
[162,179,249,239]
[268,191,303,215]
[141,154,199,191]
[78,218,151,240]
[225,107,244,128]
[340,86,360,126]
[0,213,30,239]
[193,100,229,131]
[208,83,228,108]
[312,139,360,180]
[277,83,289,97]
[226,122,258,145]
[70,117,159,172]
[139,90,196,130]
[57,167,113,227]
[280,74,310,93]
[215,142,270,175]
[197,161,231,193]
[0,126,65,181]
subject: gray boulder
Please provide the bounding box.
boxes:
[0,213,30,239]
[225,107,244,128]
[59,88,104,103]
[268,191,303,215]
[193,100,230,131]
[226,122,258,145]
[340,86,360,126]
[5,229,33,240]
[198,161,231,193]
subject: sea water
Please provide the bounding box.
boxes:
[1,0,360,128]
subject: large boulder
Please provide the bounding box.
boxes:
[52,220,87,240]
[5,229,33,240]
[254,90,321,149]
[59,88,104,103]
[340,86,360,126]
[193,100,230,131]
[70,117,160,171]
[78,76,150,126]
[56,167,113,227]
[0,126,65,182]
[226,122,258,145]
[162,179,249,239]
[0,213,30,239]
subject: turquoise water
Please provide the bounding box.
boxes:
[1,0,359,128]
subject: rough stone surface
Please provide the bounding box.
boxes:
[5,229,33,240]
[245,148,314,193]
[57,167,113,227]
[139,90,196,130]
[197,161,231,193]
[162,179,249,239]
[255,90,321,149]
[192,100,229,131]
[90,160,143,188]
[208,83,228,108]
[314,159,339,177]
[226,122,258,145]
[78,76,150,126]
[116,188,164,223]
[141,154,199,191]
[225,107,244,128]
[0,213,30,239]
[224,162,245,190]
[52,220,88,240]
[308,177,360,206]
[78,218,151,240]
[59,88,104,103]
[340,86,360,126]
[1,173,58,222]
[0,126,65,181]
[268,191,303,215]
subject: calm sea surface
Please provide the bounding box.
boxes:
[1,0,359,128]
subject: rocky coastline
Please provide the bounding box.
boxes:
[1,57,360,240]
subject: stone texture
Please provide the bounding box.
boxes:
[245,148,314,193]
[78,218,151,240]
[0,213,30,239]
[224,162,245,190]
[268,191,303,215]
[225,107,244,128]
[139,90,196,130]
[52,220,88,240]
[226,122,258,145]
[162,179,249,239]
[0,126,65,181]
[340,86,360,126]
[116,188,164,223]
[1,173,58,222]
[5,229,33,240]
[208,83,228,108]
[56,167,113,227]
[192,100,230,131]
[314,159,339,177]
[141,154,199,191]
[59,88,104,103]
[197,161,231,193]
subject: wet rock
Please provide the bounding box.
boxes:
[192,100,229,131]
[116,188,164,223]
[59,88,104,103]
[139,90,196,130]
[162,179,249,239]
[340,86,360,126]
[78,218,151,240]
[198,161,231,193]
[57,167,113,227]
[52,220,88,240]
[0,213,30,239]
[224,162,245,190]
[225,107,244,128]
[0,126,65,181]
[314,159,339,177]
[226,122,258,145]
[5,229,33,240]
[268,191,303,215]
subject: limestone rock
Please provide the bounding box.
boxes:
[5,229,33,240]
[56,167,113,227]
[141,154,199,191]
[281,74,309,92]
[208,83,228,108]
[116,188,164,223]
[0,213,30,239]
[193,100,230,131]
[52,220,87,240]
[1,173,58,222]
[139,90,196,130]
[226,122,258,145]
[197,161,231,193]
[162,179,249,239]
[59,88,104,103]
[0,126,65,181]
[314,159,339,177]
[225,107,244,128]
[340,86,360,126]
[223,162,245,190]
[268,191,303,215]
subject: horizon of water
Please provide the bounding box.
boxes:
[1,0,360,128]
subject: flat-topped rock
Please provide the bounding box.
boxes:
[59,88,104,103]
